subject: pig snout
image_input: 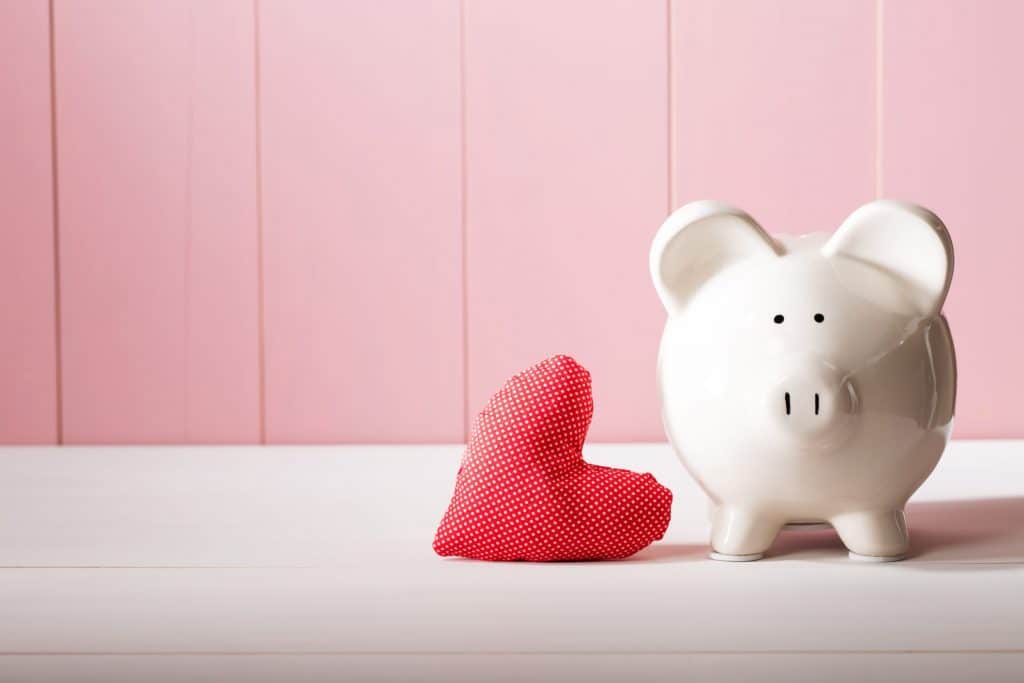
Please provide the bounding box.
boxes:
[767,361,857,443]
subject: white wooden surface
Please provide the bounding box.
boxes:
[1,442,1023,682]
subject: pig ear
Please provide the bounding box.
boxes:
[650,200,782,314]
[823,200,953,317]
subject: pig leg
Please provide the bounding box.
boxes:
[830,509,908,561]
[709,506,783,561]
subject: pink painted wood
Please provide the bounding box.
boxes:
[464,0,669,442]
[0,0,58,443]
[1,1,1018,444]
[672,0,876,235]
[258,1,464,442]
[54,0,261,443]
[883,0,1024,439]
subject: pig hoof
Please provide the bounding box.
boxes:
[709,551,764,562]
[848,551,906,563]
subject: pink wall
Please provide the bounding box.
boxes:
[0,0,1018,444]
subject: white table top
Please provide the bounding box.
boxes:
[1,441,1022,682]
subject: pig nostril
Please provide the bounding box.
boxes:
[784,392,791,415]
[814,393,820,416]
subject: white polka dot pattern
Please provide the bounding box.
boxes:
[433,355,672,561]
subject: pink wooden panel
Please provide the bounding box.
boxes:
[0,0,58,443]
[672,0,876,234]
[55,0,261,443]
[883,0,1024,438]
[465,0,668,441]
[259,1,463,442]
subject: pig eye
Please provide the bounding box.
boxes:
[814,313,825,323]
[773,314,784,324]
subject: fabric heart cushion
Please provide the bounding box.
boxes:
[433,355,673,561]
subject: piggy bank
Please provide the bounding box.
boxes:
[650,200,956,562]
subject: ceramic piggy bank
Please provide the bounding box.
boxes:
[651,200,956,562]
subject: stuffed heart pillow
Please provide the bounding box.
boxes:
[433,355,672,561]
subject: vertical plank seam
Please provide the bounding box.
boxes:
[47,0,64,445]
[459,0,470,444]
[875,0,884,198]
[253,0,268,444]
[666,0,675,212]
[183,3,196,442]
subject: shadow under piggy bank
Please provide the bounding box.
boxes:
[767,497,1024,565]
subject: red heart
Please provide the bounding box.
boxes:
[433,355,672,561]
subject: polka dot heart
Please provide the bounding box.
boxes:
[433,355,672,561]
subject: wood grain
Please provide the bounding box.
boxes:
[258,0,464,443]
[0,0,58,443]
[54,0,261,443]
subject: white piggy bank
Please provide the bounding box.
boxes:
[651,200,956,562]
